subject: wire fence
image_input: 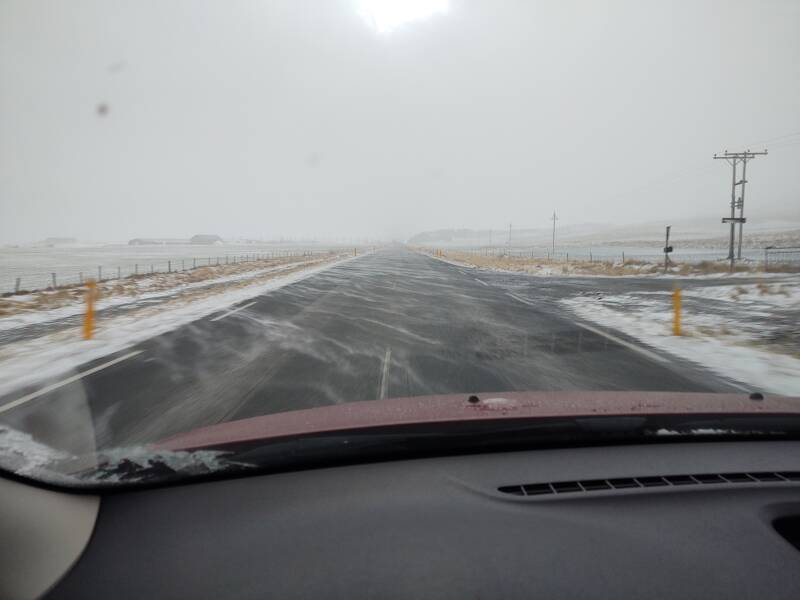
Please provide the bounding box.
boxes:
[429,245,800,268]
[765,246,800,271]
[2,249,336,295]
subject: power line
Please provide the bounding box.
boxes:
[733,129,800,151]
[606,128,798,205]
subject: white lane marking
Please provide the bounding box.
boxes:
[210,301,258,322]
[574,322,668,364]
[379,347,392,400]
[506,292,534,305]
[504,291,670,365]
[475,278,489,286]
[0,350,144,415]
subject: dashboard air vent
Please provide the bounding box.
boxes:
[498,472,800,497]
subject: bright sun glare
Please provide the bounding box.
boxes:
[358,0,449,34]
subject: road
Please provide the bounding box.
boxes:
[0,247,743,452]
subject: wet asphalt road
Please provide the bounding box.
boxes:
[0,247,744,450]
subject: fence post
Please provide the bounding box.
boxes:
[150,264,154,274]
[51,272,56,288]
[98,266,102,281]
[622,251,625,264]
[79,272,83,284]
[117,266,121,279]
[168,260,171,273]
[764,248,768,272]
[182,260,185,271]
[193,258,197,269]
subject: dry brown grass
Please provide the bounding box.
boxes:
[429,249,797,278]
[434,251,665,276]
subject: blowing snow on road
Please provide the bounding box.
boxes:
[1,247,772,452]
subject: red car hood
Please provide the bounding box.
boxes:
[156,391,800,452]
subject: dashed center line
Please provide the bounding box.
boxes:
[474,278,489,286]
[506,292,534,305]
[0,350,144,415]
[210,301,258,322]
[379,347,392,400]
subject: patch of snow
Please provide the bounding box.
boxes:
[683,280,800,309]
[0,424,248,486]
[654,428,735,436]
[0,425,70,477]
[86,446,252,484]
[562,293,800,396]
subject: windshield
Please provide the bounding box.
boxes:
[1,0,799,488]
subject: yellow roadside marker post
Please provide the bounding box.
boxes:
[84,280,97,340]
[673,286,682,336]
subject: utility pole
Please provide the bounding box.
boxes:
[508,223,512,246]
[550,211,558,255]
[714,149,767,269]
[738,159,748,260]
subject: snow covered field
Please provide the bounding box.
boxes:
[562,279,800,395]
[0,242,355,293]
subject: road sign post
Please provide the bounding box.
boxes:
[663,226,673,274]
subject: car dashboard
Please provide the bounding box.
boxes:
[4,440,800,599]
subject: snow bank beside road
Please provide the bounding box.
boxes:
[562,278,800,396]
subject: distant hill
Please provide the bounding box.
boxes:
[128,238,188,246]
[127,234,225,246]
[190,234,224,245]
[408,216,800,249]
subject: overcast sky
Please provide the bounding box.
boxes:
[1,0,799,243]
